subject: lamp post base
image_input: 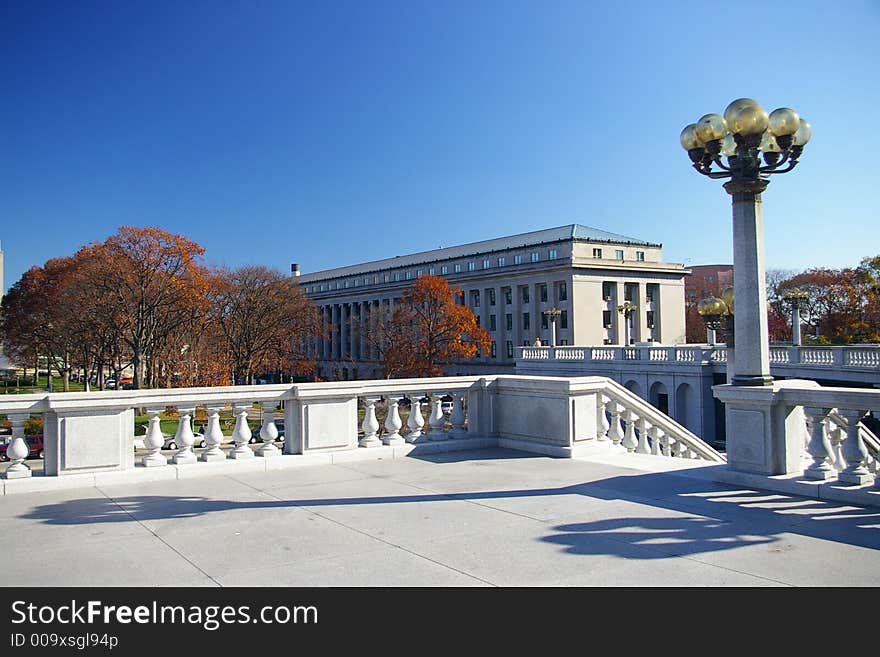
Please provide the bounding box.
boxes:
[732,374,774,386]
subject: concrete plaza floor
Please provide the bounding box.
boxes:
[2,447,879,587]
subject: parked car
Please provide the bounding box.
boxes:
[0,435,44,461]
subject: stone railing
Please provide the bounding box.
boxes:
[518,344,880,375]
[518,344,726,365]
[591,378,725,462]
[714,380,880,494]
[0,375,725,490]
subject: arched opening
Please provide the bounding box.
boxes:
[623,380,641,397]
[649,381,669,416]
[676,383,692,430]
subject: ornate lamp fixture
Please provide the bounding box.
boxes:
[681,98,811,386]
[542,307,562,347]
[617,301,638,345]
[681,99,811,185]
[782,288,809,346]
[697,287,735,347]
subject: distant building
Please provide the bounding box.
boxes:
[299,224,690,380]
[685,264,734,343]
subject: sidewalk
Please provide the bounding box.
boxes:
[2,448,879,586]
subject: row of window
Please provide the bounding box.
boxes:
[307,248,561,294]
[470,282,567,307]
[592,247,646,262]
[477,310,568,332]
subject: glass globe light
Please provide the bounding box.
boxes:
[768,107,800,137]
[759,131,781,153]
[729,104,769,136]
[721,133,737,156]
[721,287,735,314]
[792,119,812,146]
[723,98,760,132]
[680,123,701,150]
[694,113,727,144]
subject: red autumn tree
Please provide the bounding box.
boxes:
[378,275,491,378]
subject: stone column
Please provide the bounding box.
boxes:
[724,178,772,386]
[348,301,360,360]
[615,282,625,344]
[791,302,802,346]
[333,304,342,360]
[636,283,649,342]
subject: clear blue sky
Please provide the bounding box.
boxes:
[2,0,879,294]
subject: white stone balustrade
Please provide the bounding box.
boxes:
[257,402,281,457]
[382,397,404,446]
[230,404,254,459]
[172,407,197,464]
[359,398,381,448]
[0,374,735,494]
[428,394,448,441]
[4,413,32,479]
[517,344,880,387]
[406,397,426,443]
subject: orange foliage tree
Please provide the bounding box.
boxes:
[86,226,210,389]
[378,275,491,378]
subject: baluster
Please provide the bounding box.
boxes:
[665,434,676,458]
[230,404,254,459]
[839,409,873,486]
[622,409,638,452]
[636,417,652,454]
[607,402,625,450]
[804,406,835,480]
[652,427,664,456]
[172,406,197,464]
[200,404,227,462]
[359,398,381,448]
[802,414,813,468]
[257,402,281,457]
[596,395,610,441]
[143,408,167,467]
[428,395,448,441]
[406,396,426,443]
[827,419,846,471]
[3,413,32,479]
[449,393,466,438]
[383,396,404,445]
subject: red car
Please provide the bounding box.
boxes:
[0,435,44,461]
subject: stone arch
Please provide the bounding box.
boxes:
[676,383,692,430]
[649,381,669,415]
[623,380,641,396]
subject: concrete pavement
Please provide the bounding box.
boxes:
[2,448,879,586]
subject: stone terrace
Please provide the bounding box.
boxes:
[3,448,879,587]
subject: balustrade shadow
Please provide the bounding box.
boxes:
[18,466,880,557]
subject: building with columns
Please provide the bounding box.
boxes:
[299,224,689,380]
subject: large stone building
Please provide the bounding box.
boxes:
[299,224,690,379]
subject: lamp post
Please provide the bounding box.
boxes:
[782,289,809,346]
[542,307,562,348]
[681,98,811,385]
[698,287,735,382]
[617,301,637,345]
